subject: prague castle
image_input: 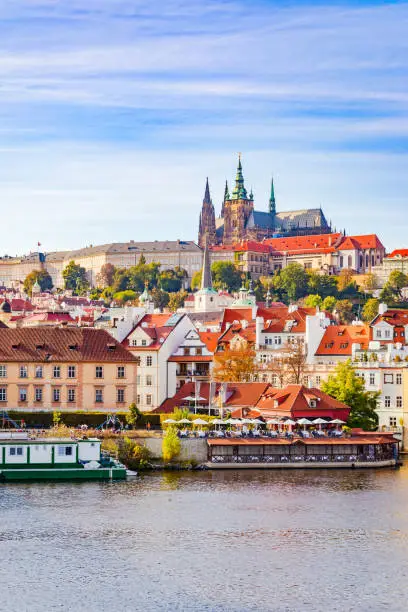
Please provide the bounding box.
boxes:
[198,155,331,248]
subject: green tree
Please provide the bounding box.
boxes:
[322,296,337,312]
[304,294,323,308]
[168,290,188,312]
[62,261,89,294]
[322,360,379,430]
[307,272,338,299]
[362,298,380,322]
[337,269,354,291]
[211,261,241,292]
[380,270,408,303]
[151,287,170,310]
[334,299,354,323]
[191,270,202,290]
[126,402,142,428]
[162,427,181,463]
[23,269,53,294]
[362,273,378,292]
[113,290,138,304]
[278,263,309,303]
[159,269,183,292]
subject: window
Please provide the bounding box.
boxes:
[384,374,394,384]
[95,366,103,379]
[146,375,152,386]
[146,394,152,406]
[53,388,60,402]
[35,388,43,402]
[131,339,138,347]
[19,365,28,378]
[376,330,382,339]
[117,389,125,403]
[384,396,391,408]
[369,373,375,385]
[397,396,402,408]
[35,365,43,379]
[274,337,282,346]
[196,348,202,356]
[9,447,23,456]
[340,343,349,349]
[68,389,76,403]
[136,375,141,385]
[0,365,6,378]
[146,356,152,367]
[137,394,141,404]
[53,366,61,379]
[0,388,6,402]
[141,340,147,347]
[360,373,365,382]
[384,329,391,339]
[396,373,402,385]
[58,446,73,456]
[95,389,103,403]
[117,366,125,378]
[68,366,76,379]
[19,388,27,402]
[316,376,321,386]
[389,417,397,427]
[183,348,190,356]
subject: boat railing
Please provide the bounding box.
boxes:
[210,453,392,464]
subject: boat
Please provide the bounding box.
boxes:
[0,432,127,481]
[207,431,399,469]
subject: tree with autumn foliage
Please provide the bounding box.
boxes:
[213,343,257,383]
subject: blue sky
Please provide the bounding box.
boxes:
[0,0,407,254]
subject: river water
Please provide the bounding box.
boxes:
[1,466,408,612]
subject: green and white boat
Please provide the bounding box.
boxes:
[0,433,127,482]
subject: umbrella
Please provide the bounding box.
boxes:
[266,418,281,424]
[223,418,241,425]
[192,418,208,425]
[313,418,328,424]
[163,418,177,424]
[297,418,312,425]
[283,419,297,426]
[251,419,264,425]
[330,419,346,424]
[242,418,254,424]
[211,418,224,425]
[178,418,192,424]
[182,395,206,401]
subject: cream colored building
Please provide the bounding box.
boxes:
[0,328,138,413]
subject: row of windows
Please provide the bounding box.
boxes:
[137,375,154,386]
[358,372,402,385]
[137,394,152,406]
[0,388,126,404]
[0,365,126,379]
[138,356,153,367]
[384,396,403,408]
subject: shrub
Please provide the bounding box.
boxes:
[162,427,181,463]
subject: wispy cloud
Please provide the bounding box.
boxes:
[0,0,407,251]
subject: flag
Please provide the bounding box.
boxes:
[37,242,41,247]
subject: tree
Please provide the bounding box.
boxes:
[151,287,170,311]
[304,294,322,308]
[362,298,380,322]
[380,270,408,303]
[96,263,116,288]
[159,268,183,292]
[307,272,338,299]
[322,296,337,312]
[168,290,188,312]
[191,270,202,290]
[334,299,354,323]
[126,402,142,428]
[321,360,379,430]
[23,270,53,294]
[162,427,181,463]
[211,261,241,292]
[362,273,378,292]
[112,268,131,293]
[337,269,354,291]
[62,261,89,294]
[213,345,256,382]
[113,290,138,304]
[278,263,309,303]
[282,338,309,384]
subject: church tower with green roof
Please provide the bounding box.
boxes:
[222,154,254,245]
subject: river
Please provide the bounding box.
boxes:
[1,466,408,611]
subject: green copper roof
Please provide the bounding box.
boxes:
[269,177,276,215]
[231,155,248,200]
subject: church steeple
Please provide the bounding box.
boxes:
[231,154,248,200]
[221,180,229,217]
[269,177,276,215]
[198,178,217,248]
[200,236,212,291]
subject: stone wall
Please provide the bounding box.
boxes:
[132,436,208,463]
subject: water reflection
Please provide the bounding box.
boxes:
[1,465,408,611]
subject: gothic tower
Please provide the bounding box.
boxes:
[269,177,276,229]
[198,178,217,248]
[222,155,254,245]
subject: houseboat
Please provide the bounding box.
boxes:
[0,433,126,481]
[207,433,399,469]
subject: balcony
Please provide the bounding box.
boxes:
[177,366,210,378]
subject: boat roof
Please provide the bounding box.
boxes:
[0,436,100,443]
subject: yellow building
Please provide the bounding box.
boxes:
[0,328,138,413]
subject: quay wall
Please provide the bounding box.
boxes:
[132,437,208,463]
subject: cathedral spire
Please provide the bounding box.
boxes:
[204,177,211,204]
[224,180,230,201]
[269,177,276,215]
[200,236,212,291]
[198,178,216,248]
[231,153,248,200]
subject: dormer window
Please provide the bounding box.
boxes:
[309,399,317,408]
[141,340,147,347]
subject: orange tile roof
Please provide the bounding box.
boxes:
[254,385,350,420]
[387,249,408,259]
[338,234,384,251]
[264,233,342,254]
[123,313,181,351]
[316,325,369,356]
[198,331,220,353]
[371,309,408,328]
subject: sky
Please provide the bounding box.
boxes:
[0,0,407,254]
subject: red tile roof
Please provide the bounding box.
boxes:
[123,313,185,351]
[198,331,220,353]
[371,309,408,329]
[0,328,138,362]
[387,249,408,259]
[316,325,369,356]
[264,233,342,255]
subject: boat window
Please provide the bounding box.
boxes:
[9,447,23,456]
[58,445,73,456]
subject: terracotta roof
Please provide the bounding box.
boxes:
[218,322,256,346]
[17,311,75,323]
[0,328,138,362]
[371,309,408,329]
[198,331,220,353]
[168,355,212,362]
[264,233,342,254]
[221,308,253,332]
[0,298,34,312]
[123,313,184,351]
[316,325,369,356]
[387,249,408,259]
[338,234,384,251]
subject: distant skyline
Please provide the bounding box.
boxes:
[0,0,407,254]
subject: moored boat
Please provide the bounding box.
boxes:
[0,433,126,481]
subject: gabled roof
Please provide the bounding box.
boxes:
[0,328,138,362]
[253,385,350,419]
[220,308,253,332]
[386,249,408,259]
[337,234,384,251]
[198,331,220,353]
[264,233,341,255]
[370,309,408,329]
[123,313,185,351]
[315,325,369,356]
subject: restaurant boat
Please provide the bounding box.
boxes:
[0,432,126,481]
[207,432,399,469]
